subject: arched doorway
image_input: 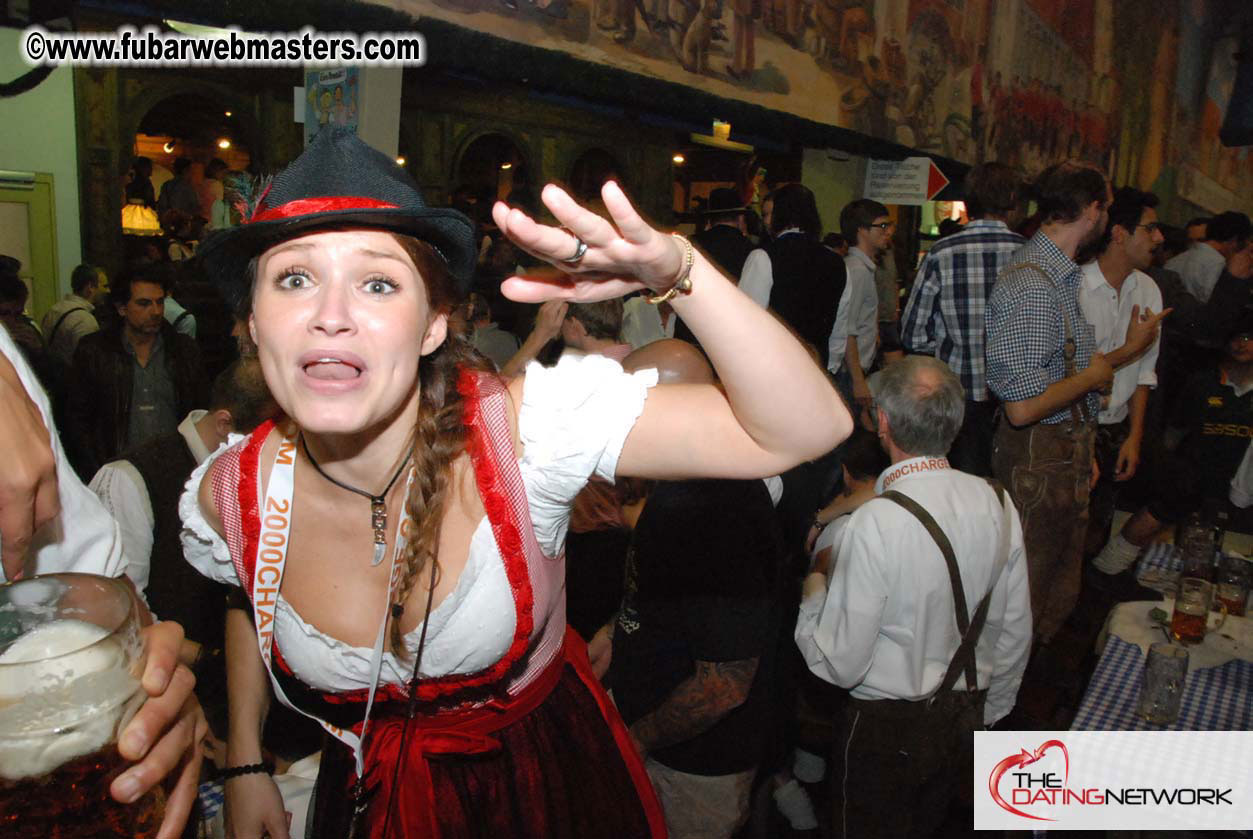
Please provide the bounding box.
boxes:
[129,93,253,220]
[454,132,531,219]
[123,92,254,379]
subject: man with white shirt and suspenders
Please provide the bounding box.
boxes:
[795,356,1032,838]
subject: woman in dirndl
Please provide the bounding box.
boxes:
[181,125,851,839]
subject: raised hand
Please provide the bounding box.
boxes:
[532,300,569,344]
[1121,304,1171,359]
[492,182,684,303]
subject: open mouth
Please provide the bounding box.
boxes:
[299,350,367,382]
[303,358,362,380]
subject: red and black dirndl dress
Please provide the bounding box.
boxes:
[225,371,666,839]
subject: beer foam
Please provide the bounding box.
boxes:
[0,619,139,780]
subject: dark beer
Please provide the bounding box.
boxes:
[0,575,156,839]
[0,744,165,839]
[1170,607,1207,645]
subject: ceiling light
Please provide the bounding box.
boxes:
[162,140,175,153]
[395,156,406,166]
[500,162,513,170]
[217,139,231,149]
[672,154,685,164]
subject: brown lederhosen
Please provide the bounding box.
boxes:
[830,488,1000,839]
[991,263,1096,642]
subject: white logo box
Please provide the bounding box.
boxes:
[974,731,1253,831]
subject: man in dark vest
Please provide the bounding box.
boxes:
[89,359,277,733]
[65,263,209,480]
[670,187,758,353]
[739,183,847,369]
[693,188,755,281]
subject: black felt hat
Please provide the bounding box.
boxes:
[701,187,747,216]
[198,126,477,310]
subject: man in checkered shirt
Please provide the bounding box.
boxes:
[901,162,1025,476]
[985,161,1164,643]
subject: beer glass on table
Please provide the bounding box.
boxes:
[1215,555,1250,618]
[0,573,164,838]
[1170,577,1226,646]
[1135,642,1188,725]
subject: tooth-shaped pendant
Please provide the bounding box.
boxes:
[371,499,388,566]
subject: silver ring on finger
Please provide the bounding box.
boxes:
[561,233,588,264]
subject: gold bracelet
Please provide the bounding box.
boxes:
[647,234,695,305]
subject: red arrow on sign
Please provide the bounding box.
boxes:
[927,161,950,200]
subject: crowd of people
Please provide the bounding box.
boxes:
[3,122,1252,839]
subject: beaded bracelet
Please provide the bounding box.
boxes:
[218,761,275,781]
[646,234,695,304]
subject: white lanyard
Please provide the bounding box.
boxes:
[252,433,412,779]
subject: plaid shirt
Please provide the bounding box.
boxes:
[986,231,1100,425]
[900,220,1025,401]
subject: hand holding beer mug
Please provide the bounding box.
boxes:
[0,573,167,837]
[1170,577,1227,646]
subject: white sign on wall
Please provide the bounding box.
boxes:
[864,157,949,205]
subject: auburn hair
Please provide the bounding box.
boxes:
[387,234,492,656]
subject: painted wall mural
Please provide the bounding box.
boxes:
[381,0,1250,213]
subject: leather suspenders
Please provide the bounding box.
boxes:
[879,481,1007,699]
[1003,261,1089,427]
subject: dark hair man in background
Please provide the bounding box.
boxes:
[901,161,1025,476]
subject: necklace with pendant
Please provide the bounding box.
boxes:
[300,435,414,566]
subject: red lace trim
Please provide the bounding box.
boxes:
[410,369,535,701]
[272,644,411,707]
[236,419,275,596]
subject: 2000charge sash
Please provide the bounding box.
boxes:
[251,433,413,786]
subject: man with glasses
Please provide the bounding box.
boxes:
[1078,188,1168,600]
[830,199,892,407]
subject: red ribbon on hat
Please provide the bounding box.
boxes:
[249,196,400,223]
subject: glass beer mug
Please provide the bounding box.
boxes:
[1170,577,1227,646]
[0,573,164,838]
[1216,555,1250,618]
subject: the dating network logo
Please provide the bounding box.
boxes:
[976,731,1248,831]
[986,737,1233,821]
[988,739,1072,821]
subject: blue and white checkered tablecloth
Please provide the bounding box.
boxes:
[1071,635,1253,731]
[1137,542,1181,576]
[198,778,224,822]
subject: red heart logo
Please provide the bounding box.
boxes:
[988,740,1069,821]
